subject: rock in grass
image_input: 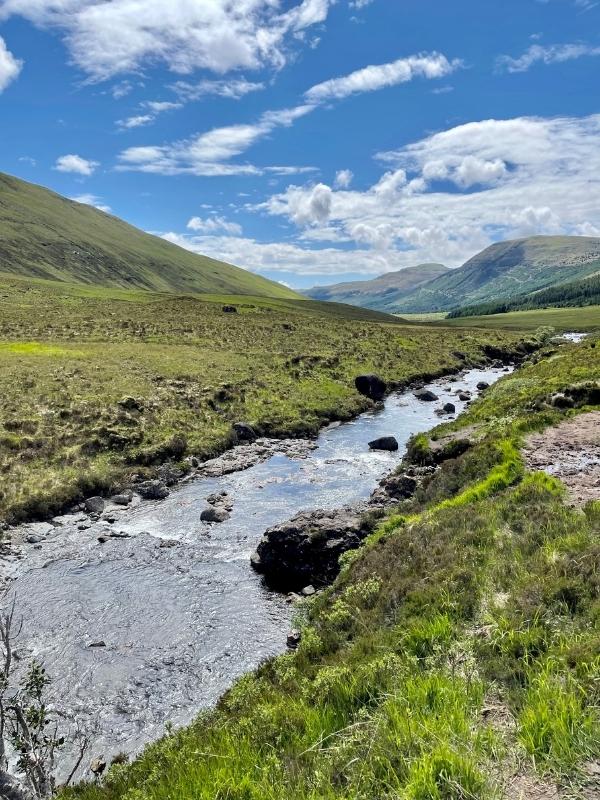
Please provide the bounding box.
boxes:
[355,374,387,402]
[84,496,105,515]
[286,630,301,649]
[201,506,230,523]
[137,481,169,501]
[368,436,399,451]
[222,305,238,313]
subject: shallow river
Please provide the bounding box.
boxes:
[2,365,509,778]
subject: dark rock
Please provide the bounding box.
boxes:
[222,305,238,313]
[157,464,185,486]
[111,491,133,506]
[88,641,106,648]
[286,630,301,650]
[137,481,169,501]
[251,508,371,590]
[443,402,456,414]
[201,507,230,523]
[97,535,109,544]
[84,496,105,515]
[458,392,471,402]
[233,422,257,442]
[378,473,418,500]
[477,381,490,391]
[368,436,399,451]
[103,514,118,524]
[90,757,107,777]
[117,396,143,412]
[355,374,387,402]
[414,389,439,402]
[550,393,575,409]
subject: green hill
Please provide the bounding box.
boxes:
[0,172,298,299]
[304,263,449,310]
[393,236,600,313]
[448,269,600,318]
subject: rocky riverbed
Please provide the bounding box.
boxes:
[0,365,511,781]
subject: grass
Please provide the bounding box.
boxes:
[0,274,529,523]
[57,332,600,799]
[0,171,299,298]
[441,305,600,331]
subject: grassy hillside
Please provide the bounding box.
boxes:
[393,236,600,313]
[304,263,449,310]
[442,305,600,331]
[0,274,525,523]
[62,336,600,800]
[449,271,600,318]
[0,172,297,298]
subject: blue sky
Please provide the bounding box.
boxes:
[1,0,599,289]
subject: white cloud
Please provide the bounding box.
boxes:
[246,114,600,275]
[187,216,242,236]
[117,113,154,129]
[172,78,265,102]
[0,0,335,80]
[54,153,99,175]
[117,100,182,130]
[118,104,315,176]
[71,193,111,212]
[0,35,22,92]
[335,169,353,188]
[498,42,600,72]
[305,52,460,102]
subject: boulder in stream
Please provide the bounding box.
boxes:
[201,506,230,523]
[137,481,169,501]
[84,496,105,515]
[251,508,371,590]
[368,436,399,451]
[414,389,439,402]
[111,491,133,506]
[354,374,387,402]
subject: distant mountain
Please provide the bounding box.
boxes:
[393,236,600,313]
[0,172,299,299]
[304,263,449,311]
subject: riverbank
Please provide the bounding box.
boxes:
[0,278,535,526]
[60,334,600,800]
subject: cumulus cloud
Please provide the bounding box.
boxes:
[334,169,353,188]
[71,193,111,212]
[304,52,460,102]
[0,35,22,92]
[187,216,242,236]
[54,154,99,175]
[0,0,335,80]
[498,42,600,72]
[246,114,600,274]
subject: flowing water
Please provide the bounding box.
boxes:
[1,365,510,778]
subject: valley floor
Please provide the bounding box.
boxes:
[0,275,526,524]
[55,334,600,800]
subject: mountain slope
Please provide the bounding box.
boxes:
[304,263,449,310]
[0,172,298,298]
[393,236,600,313]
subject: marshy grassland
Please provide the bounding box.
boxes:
[0,274,528,524]
[60,334,600,800]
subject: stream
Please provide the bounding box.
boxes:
[1,364,511,779]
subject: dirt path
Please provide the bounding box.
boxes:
[523,412,600,506]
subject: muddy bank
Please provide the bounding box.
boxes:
[523,411,600,506]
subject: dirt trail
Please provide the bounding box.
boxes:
[523,412,600,506]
